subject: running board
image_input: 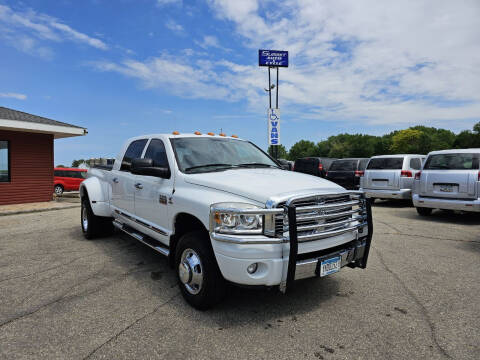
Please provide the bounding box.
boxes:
[113,220,170,256]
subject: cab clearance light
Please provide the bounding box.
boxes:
[172,131,180,135]
[194,131,202,135]
[207,132,215,136]
[401,170,413,178]
[219,133,226,137]
[231,134,238,138]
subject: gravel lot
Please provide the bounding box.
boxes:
[0,202,479,360]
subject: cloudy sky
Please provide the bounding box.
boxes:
[0,0,479,165]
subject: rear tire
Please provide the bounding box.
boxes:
[175,231,226,310]
[416,207,433,216]
[81,198,113,239]
[54,184,64,196]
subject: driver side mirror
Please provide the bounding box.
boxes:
[131,158,170,178]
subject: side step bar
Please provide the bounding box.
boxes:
[113,220,169,256]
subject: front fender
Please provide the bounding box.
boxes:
[80,177,112,217]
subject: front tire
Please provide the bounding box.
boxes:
[416,207,433,216]
[81,198,113,239]
[54,184,64,196]
[175,231,226,310]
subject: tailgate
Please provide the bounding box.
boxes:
[421,170,477,199]
[364,170,400,190]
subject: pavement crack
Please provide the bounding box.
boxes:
[82,292,180,360]
[375,219,402,234]
[377,231,479,244]
[374,248,452,359]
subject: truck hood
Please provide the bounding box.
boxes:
[184,168,345,204]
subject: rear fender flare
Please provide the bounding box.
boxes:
[79,177,111,217]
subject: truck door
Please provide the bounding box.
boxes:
[111,139,148,215]
[134,138,173,243]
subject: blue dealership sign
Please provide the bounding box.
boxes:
[259,50,288,67]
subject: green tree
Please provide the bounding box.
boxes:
[390,129,427,154]
[56,164,66,168]
[71,159,86,167]
[268,145,288,159]
[288,140,317,160]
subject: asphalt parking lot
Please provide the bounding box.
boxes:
[0,203,479,360]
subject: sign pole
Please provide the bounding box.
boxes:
[276,67,279,109]
[268,67,272,109]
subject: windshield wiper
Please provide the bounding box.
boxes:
[184,163,237,172]
[237,162,279,168]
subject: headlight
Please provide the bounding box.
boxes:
[211,203,263,234]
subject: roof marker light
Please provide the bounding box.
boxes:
[231,134,238,138]
[172,131,180,135]
[219,133,226,137]
[194,131,202,135]
[207,132,215,136]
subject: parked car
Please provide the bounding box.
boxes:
[277,158,293,170]
[80,133,373,309]
[413,149,480,215]
[326,158,369,190]
[360,154,424,201]
[293,157,337,178]
[53,167,87,196]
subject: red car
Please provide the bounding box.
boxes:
[53,167,87,196]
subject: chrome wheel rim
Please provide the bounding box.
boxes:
[179,248,203,295]
[82,206,88,231]
[55,186,62,195]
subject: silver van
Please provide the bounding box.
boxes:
[361,154,425,201]
[413,149,480,215]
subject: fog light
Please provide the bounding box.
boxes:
[247,263,258,274]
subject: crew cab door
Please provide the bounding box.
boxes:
[134,138,174,241]
[111,139,148,215]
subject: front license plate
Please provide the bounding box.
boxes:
[320,256,341,277]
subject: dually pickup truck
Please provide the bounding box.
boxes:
[80,133,373,309]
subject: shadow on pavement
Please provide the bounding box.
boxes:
[394,208,480,226]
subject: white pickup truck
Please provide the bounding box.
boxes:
[80,133,373,309]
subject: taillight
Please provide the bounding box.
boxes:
[401,170,413,177]
[355,170,364,177]
[415,171,422,180]
[318,163,323,171]
[478,171,480,181]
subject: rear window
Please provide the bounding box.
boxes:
[294,158,318,171]
[424,153,479,170]
[367,157,404,170]
[359,159,369,170]
[329,160,357,171]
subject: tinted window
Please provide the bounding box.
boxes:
[144,139,169,168]
[54,170,64,177]
[367,157,404,170]
[410,158,421,170]
[424,153,479,170]
[359,159,369,170]
[0,141,9,182]
[294,158,318,173]
[121,139,148,171]
[329,160,357,171]
[71,171,87,179]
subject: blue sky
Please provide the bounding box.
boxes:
[0,0,479,166]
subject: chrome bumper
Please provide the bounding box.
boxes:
[413,194,480,212]
[294,239,368,280]
[362,188,411,200]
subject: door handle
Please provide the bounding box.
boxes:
[113,177,119,183]
[134,183,143,189]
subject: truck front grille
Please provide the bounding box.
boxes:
[275,193,367,242]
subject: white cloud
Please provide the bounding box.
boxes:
[165,19,184,34]
[0,4,108,58]
[205,0,480,127]
[0,92,27,100]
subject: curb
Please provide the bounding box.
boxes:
[0,204,80,217]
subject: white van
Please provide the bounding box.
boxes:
[413,149,480,215]
[361,154,425,201]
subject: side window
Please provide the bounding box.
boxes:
[120,139,148,172]
[54,170,63,177]
[144,139,169,168]
[410,158,421,170]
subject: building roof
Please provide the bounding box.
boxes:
[0,106,87,139]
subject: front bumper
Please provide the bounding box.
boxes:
[413,194,480,212]
[361,188,411,200]
[210,193,373,292]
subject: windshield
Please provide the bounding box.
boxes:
[171,137,279,173]
[424,153,479,170]
[367,157,404,170]
[329,160,357,171]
